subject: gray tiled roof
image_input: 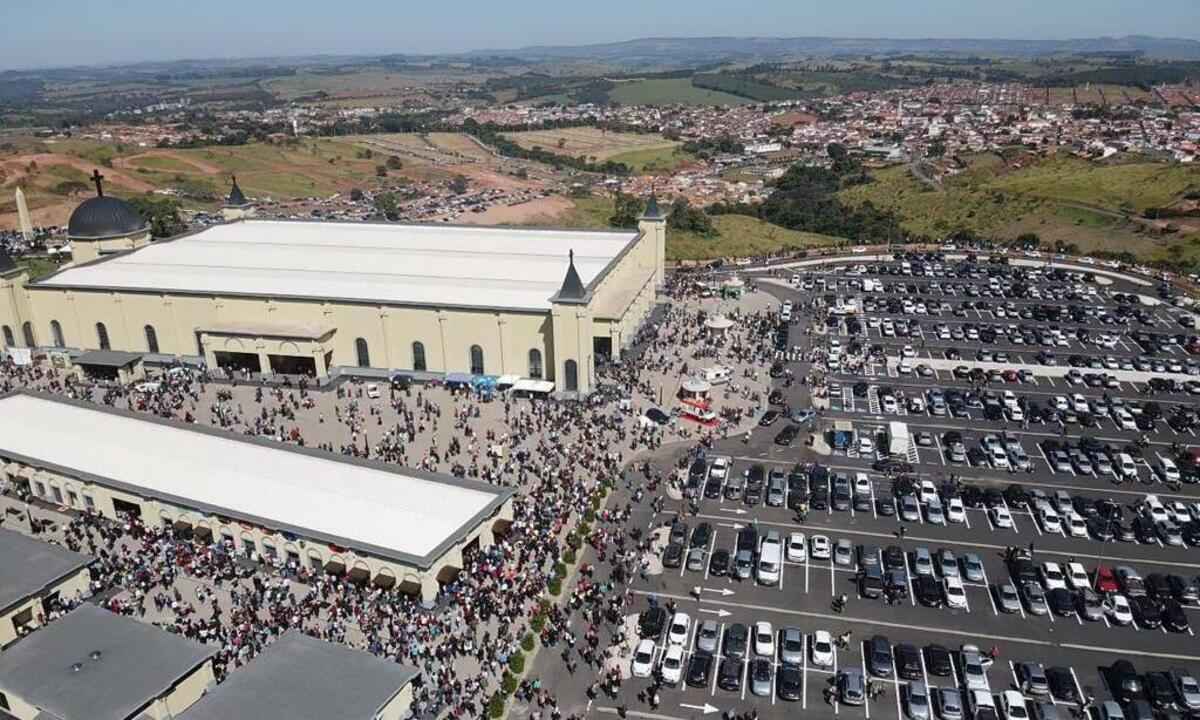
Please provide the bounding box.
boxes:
[178,631,416,720]
[0,605,215,720]
[0,528,92,614]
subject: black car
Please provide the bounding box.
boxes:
[884,545,906,571]
[777,664,803,701]
[1131,596,1163,629]
[915,576,943,607]
[1147,671,1178,710]
[1168,574,1200,604]
[809,485,830,511]
[1087,517,1115,541]
[768,390,786,406]
[717,657,742,691]
[686,652,714,688]
[1047,588,1076,616]
[709,549,731,577]
[1146,573,1172,601]
[853,382,870,398]
[760,411,781,427]
[669,521,689,546]
[639,606,667,638]
[1046,666,1079,704]
[662,542,684,568]
[690,522,713,549]
[867,635,893,678]
[724,623,749,659]
[1162,600,1191,633]
[895,644,923,681]
[1004,484,1030,508]
[925,645,953,677]
[775,425,799,446]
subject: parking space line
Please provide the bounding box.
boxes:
[802,634,808,709]
[861,652,871,720]
[891,655,904,720]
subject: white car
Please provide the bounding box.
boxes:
[944,576,968,609]
[990,507,1014,529]
[1066,562,1089,590]
[1171,501,1192,525]
[786,532,807,563]
[1052,396,1069,412]
[661,645,684,684]
[667,612,691,646]
[1002,690,1029,720]
[947,497,966,524]
[810,535,831,560]
[1107,595,1134,626]
[854,473,872,498]
[811,630,835,667]
[902,345,916,358]
[1038,506,1062,534]
[1143,496,1170,524]
[1158,458,1181,483]
[754,621,775,657]
[1114,409,1136,431]
[858,437,875,455]
[1040,562,1067,591]
[882,396,899,413]
[1066,513,1088,538]
[918,480,939,504]
[631,639,656,678]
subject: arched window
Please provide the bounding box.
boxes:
[1,326,13,348]
[564,359,579,392]
[21,322,35,348]
[144,325,159,354]
[95,322,110,350]
[50,321,64,348]
[469,345,484,375]
[528,349,543,379]
[411,341,426,372]
[355,338,370,368]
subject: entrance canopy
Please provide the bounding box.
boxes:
[512,379,554,394]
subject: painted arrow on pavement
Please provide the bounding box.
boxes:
[698,608,732,618]
[702,587,735,596]
[680,704,720,715]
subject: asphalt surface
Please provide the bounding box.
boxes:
[580,259,1200,720]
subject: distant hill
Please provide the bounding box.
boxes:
[466,35,1200,65]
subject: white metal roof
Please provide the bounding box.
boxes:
[0,394,508,563]
[37,220,638,311]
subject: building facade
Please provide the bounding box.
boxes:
[0,187,665,397]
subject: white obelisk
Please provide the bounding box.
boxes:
[15,186,33,243]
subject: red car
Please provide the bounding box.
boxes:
[1094,566,1120,593]
[1002,369,1019,382]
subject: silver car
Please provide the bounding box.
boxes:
[780,626,805,665]
[696,620,720,654]
[1022,582,1049,616]
[938,688,964,720]
[908,682,932,720]
[914,547,934,576]
[835,539,854,567]
[750,658,773,697]
[997,583,1023,614]
[963,554,985,584]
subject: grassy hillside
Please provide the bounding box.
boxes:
[838,154,1200,265]
[545,197,839,260]
[607,78,752,106]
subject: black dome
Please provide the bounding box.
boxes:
[67,196,148,240]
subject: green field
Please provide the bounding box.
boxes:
[607,78,751,106]
[607,146,695,174]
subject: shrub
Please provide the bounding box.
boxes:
[584,508,596,522]
[563,548,577,564]
[531,614,546,633]
[501,671,518,695]
[488,694,506,718]
[521,633,536,652]
[548,578,562,596]
[508,650,525,674]
[554,562,568,579]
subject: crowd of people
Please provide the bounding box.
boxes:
[0,275,782,719]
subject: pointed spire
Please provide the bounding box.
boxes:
[641,192,664,220]
[556,249,587,302]
[225,175,249,207]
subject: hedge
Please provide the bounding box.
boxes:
[488,694,506,718]
[521,633,536,652]
[548,577,562,596]
[508,650,526,674]
[501,672,518,695]
[563,547,577,564]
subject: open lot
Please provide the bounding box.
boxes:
[502,127,683,163]
[601,256,1200,720]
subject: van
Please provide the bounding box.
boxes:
[757,532,782,586]
[703,366,733,384]
[860,565,884,599]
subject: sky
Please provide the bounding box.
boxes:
[5,0,1200,70]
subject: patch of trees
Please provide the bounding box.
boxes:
[0,78,44,105]
[608,193,644,228]
[1040,62,1200,90]
[127,196,185,238]
[691,73,801,102]
[709,161,901,243]
[682,134,744,157]
[667,197,718,237]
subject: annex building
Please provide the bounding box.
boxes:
[0,392,515,604]
[0,178,666,395]
[0,527,92,649]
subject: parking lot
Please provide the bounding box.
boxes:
[604,255,1200,720]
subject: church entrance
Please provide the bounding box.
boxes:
[213,351,262,374]
[268,354,316,376]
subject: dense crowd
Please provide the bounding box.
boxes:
[0,277,780,719]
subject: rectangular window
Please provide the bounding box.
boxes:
[262,542,277,559]
[83,494,95,509]
[51,486,64,504]
[221,532,234,547]
[34,481,46,497]
[310,555,323,571]
[67,491,78,507]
